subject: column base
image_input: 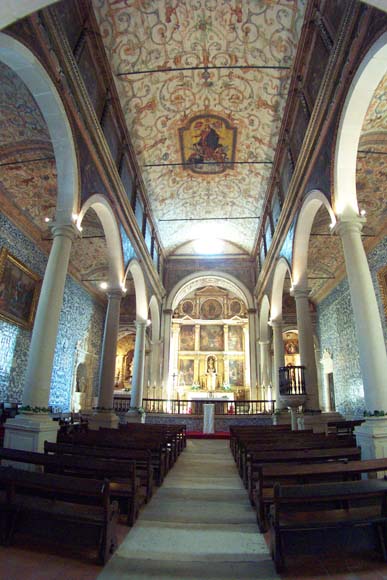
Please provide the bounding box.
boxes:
[82,409,119,430]
[297,411,343,433]
[3,413,59,464]
[125,409,146,424]
[355,417,387,460]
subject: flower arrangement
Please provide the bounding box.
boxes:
[19,405,51,413]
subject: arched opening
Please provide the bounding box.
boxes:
[165,272,254,407]
[334,32,387,218]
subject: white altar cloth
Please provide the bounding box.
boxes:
[203,404,215,434]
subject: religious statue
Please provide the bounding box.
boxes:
[206,356,217,391]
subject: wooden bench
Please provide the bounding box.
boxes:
[246,446,361,504]
[44,441,154,503]
[269,479,387,572]
[0,448,142,526]
[0,465,118,563]
[241,435,356,485]
[326,419,364,436]
[255,456,387,532]
[61,430,167,486]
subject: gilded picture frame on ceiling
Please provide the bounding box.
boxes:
[0,247,41,329]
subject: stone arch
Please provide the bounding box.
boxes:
[167,270,254,311]
[270,258,293,322]
[78,194,124,289]
[292,191,336,288]
[0,33,79,223]
[148,295,160,342]
[0,1,59,30]
[125,259,148,322]
[334,31,387,218]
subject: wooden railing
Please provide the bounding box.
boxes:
[113,396,275,416]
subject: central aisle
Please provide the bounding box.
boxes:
[98,439,279,580]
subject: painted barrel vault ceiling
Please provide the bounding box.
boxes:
[92,0,307,255]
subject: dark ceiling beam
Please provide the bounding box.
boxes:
[0,156,55,167]
[142,161,273,168]
[116,64,291,77]
[159,216,259,222]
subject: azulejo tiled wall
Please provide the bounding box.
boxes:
[0,213,105,410]
[317,236,387,418]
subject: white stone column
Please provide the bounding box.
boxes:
[87,289,122,429]
[161,309,173,398]
[129,320,148,409]
[5,223,78,452]
[98,290,123,409]
[23,223,77,407]
[248,309,258,398]
[259,339,271,399]
[335,217,387,411]
[291,287,320,410]
[243,325,250,390]
[169,323,180,398]
[150,339,162,389]
[270,319,286,409]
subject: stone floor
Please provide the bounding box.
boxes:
[98,438,278,580]
[0,439,386,579]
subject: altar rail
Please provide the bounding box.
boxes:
[113,396,275,416]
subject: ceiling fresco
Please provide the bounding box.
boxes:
[93,0,307,254]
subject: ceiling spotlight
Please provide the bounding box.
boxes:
[360,209,366,217]
[100,282,108,290]
[44,217,51,223]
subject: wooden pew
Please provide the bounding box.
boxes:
[60,430,167,486]
[45,441,154,503]
[241,435,356,484]
[0,448,142,526]
[0,465,118,563]
[269,479,387,572]
[255,456,387,532]
[246,446,361,505]
[229,425,291,458]
[326,419,364,436]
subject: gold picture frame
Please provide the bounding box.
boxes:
[0,247,41,329]
[378,265,387,321]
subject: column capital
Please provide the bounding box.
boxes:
[51,222,79,241]
[163,308,173,316]
[247,308,257,315]
[290,286,310,300]
[332,215,365,237]
[106,288,124,300]
[259,340,271,346]
[135,319,148,330]
[269,318,283,328]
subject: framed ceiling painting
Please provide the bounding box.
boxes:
[377,264,387,321]
[0,247,41,329]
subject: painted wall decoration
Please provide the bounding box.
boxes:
[93,0,307,254]
[0,248,40,329]
[200,325,224,351]
[179,115,236,175]
[179,325,195,351]
[228,326,243,351]
[0,213,105,410]
[200,299,222,320]
[229,359,243,386]
[179,358,194,386]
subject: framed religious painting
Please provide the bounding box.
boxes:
[0,248,41,329]
[179,325,195,351]
[377,265,387,320]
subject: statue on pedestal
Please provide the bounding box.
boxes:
[206,355,217,392]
